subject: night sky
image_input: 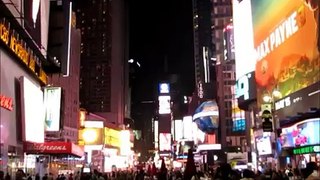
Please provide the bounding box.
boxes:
[128,0,195,102]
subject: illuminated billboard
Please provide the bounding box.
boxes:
[232,95,246,132]
[44,87,62,131]
[252,0,320,103]
[159,83,170,94]
[174,120,183,141]
[280,118,320,148]
[20,76,45,143]
[223,24,235,61]
[192,100,219,134]
[158,95,171,114]
[233,0,255,80]
[159,133,171,152]
[183,116,193,140]
[104,127,121,148]
[154,120,159,149]
[120,130,131,156]
[256,133,272,155]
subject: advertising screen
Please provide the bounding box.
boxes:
[159,133,171,152]
[20,76,45,143]
[223,24,235,61]
[183,116,193,140]
[280,118,320,148]
[174,120,183,141]
[120,130,131,156]
[158,95,171,114]
[256,133,272,155]
[176,140,194,159]
[159,83,170,94]
[252,0,320,103]
[232,99,246,132]
[44,87,61,131]
[154,120,159,149]
[104,128,121,148]
[233,0,256,80]
[235,72,257,107]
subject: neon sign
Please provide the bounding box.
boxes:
[0,94,13,111]
[293,145,320,155]
[0,19,47,84]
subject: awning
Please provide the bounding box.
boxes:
[23,141,84,158]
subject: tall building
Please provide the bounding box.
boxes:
[74,0,129,125]
[212,0,248,159]
[192,0,216,101]
[48,11,81,143]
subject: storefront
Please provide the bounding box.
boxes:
[23,141,84,176]
[279,118,320,168]
[0,22,47,174]
[275,81,320,168]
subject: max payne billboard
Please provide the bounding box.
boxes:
[252,0,320,104]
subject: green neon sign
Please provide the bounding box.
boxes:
[293,145,320,155]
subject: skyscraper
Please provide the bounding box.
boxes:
[192,0,216,100]
[74,0,129,125]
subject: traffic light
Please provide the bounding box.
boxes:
[262,110,273,132]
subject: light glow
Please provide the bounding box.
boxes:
[82,129,98,143]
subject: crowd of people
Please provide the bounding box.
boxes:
[0,162,318,180]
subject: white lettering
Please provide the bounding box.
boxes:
[236,74,251,100]
[275,97,291,110]
[31,144,67,152]
[255,11,300,62]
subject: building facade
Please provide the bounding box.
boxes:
[0,0,59,174]
[192,0,216,101]
[48,12,81,143]
[74,0,129,126]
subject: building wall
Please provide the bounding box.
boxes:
[76,0,112,114]
[49,26,81,143]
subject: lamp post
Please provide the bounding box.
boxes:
[262,89,282,170]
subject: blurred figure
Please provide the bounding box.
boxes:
[135,169,145,180]
[215,163,233,180]
[241,169,254,180]
[42,173,48,180]
[67,173,73,180]
[0,171,4,180]
[16,169,26,180]
[305,162,320,180]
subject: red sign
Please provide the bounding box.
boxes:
[24,141,84,157]
[0,94,13,111]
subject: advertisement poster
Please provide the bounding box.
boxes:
[252,0,320,103]
[159,133,171,152]
[44,87,62,131]
[280,118,320,148]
